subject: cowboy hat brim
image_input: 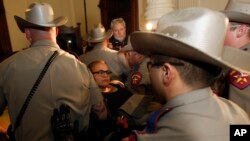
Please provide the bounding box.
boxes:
[131,31,250,74]
[14,15,68,33]
[222,11,250,24]
[87,29,113,43]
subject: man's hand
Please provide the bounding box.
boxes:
[110,80,125,88]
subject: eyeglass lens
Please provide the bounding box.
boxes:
[93,70,112,75]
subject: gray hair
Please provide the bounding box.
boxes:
[230,22,250,37]
[110,18,126,29]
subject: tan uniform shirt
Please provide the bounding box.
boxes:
[229,44,250,117]
[132,88,250,141]
[79,43,130,81]
[0,40,103,141]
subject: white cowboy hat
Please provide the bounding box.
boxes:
[221,0,250,24]
[14,2,68,33]
[130,7,250,73]
[87,23,113,43]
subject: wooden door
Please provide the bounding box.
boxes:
[98,0,139,35]
[0,0,12,62]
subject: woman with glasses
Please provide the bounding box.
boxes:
[88,60,132,111]
[88,60,139,141]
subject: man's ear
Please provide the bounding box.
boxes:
[236,25,248,38]
[56,27,59,36]
[162,63,174,86]
[25,28,32,42]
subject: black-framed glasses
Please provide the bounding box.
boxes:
[147,61,184,70]
[92,70,112,75]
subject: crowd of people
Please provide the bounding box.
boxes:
[1,0,250,141]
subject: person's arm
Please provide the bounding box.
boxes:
[110,79,125,88]
[91,100,107,120]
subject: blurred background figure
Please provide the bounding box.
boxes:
[80,23,130,81]
[213,0,250,117]
[108,18,128,51]
[119,38,152,96]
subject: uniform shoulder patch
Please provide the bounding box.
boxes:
[130,71,143,87]
[229,70,250,89]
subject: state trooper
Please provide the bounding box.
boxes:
[123,7,250,141]
[213,0,250,117]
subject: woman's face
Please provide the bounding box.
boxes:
[91,62,111,88]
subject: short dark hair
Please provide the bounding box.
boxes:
[152,55,220,87]
[88,60,107,72]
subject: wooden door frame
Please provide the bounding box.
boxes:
[0,0,12,62]
[98,0,139,34]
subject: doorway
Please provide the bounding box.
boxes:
[98,0,139,35]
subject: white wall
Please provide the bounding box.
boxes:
[85,0,101,34]
[4,0,29,51]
